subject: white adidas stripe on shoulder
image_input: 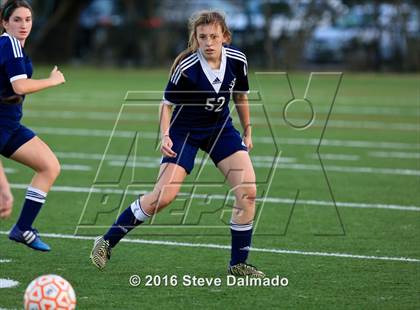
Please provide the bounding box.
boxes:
[173,58,199,85]
[226,49,247,61]
[171,54,199,84]
[226,50,246,59]
[226,53,247,65]
[3,33,23,58]
[178,53,198,67]
[170,53,198,83]
[225,47,246,58]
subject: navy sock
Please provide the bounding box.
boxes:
[230,221,253,266]
[104,199,150,248]
[16,187,47,231]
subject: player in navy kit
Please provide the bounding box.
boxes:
[91,11,264,277]
[0,0,65,251]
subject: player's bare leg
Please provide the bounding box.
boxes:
[8,137,60,252]
[217,150,264,277]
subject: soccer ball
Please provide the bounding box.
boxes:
[24,274,76,310]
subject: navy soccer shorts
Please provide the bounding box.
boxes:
[161,125,248,174]
[0,124,36,157]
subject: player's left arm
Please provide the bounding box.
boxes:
[233,92,253,151]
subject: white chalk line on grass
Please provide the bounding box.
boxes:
[0,231,418,263]
[33,126,420,150]
[57,151,419,174]
[5,164,92,175]
[6,157,419,176]
[26,110,419,131]
[60,164,92,171]
[50,150,420,176]
[107,159,420,176]
[0,259,12,263]
[0,279,19,289]
[8,149,419,176]
[9,183,420,212]
[54,152,297,163]
[26,102,420,117]
[368,151,420,159]
[307,153,360,161]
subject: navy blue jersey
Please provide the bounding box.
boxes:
[0,33,33,129]
[164,45,249,129]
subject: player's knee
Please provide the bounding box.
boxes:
[44,158,61,181]
[240,186,257,206]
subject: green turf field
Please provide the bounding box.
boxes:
[0,68,419,309]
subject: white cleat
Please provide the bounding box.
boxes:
[90,236,112,270]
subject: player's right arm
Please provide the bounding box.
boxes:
[0,161,13,219]
[159,101,176,158]
[160,62,189,158]
[12,66,65,95]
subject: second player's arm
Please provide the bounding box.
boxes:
[233,92,253,150]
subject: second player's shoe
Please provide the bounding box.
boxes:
[228,263,265,278]
[90,236,112,270]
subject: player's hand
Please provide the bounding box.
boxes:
[49,66,66,86]
[161,135,177,158]
[243,134,253,151]
[0,187,13,219]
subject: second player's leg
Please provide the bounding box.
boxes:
[217,150,264,277]
[140,163,187,215]
[91,163,187,269]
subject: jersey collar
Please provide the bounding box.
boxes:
[197,46,227,94]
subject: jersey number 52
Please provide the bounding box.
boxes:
[205,97,226,112]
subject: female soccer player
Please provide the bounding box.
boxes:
[91,11,264,277]
[0,0,65,251]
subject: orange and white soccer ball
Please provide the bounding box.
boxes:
[24,274,76,310]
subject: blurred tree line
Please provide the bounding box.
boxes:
[17,0,420,71]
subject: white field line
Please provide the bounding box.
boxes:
[0,278,19,289]
[107,159,420,176]
[29,92,419,111]
[368,151,420,159]
[9,150,418,176]
[55,150,420,171]
[0,231,418,263]
[0,259,11,263]
[60,164,92,171]
[46,150,420,176]
[9,183,420,212]
[5,164,91,175]
[294,150,420,161]
[26,104,420,117]
[33,126,420,150]
[24,110,418,131]
[308,153,360,161]
[281,118,418,131]
[258,105,419,117]
[54,152,297,164]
